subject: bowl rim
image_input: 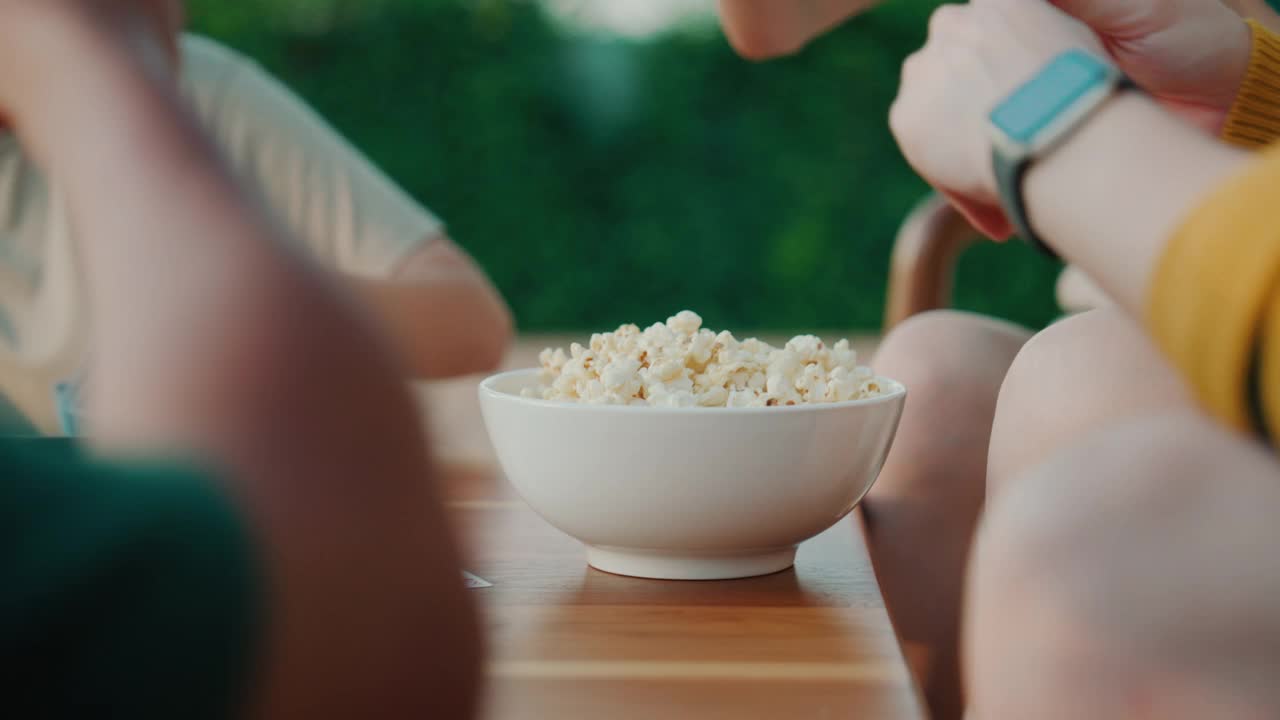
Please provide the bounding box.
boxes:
[479,368,906,415]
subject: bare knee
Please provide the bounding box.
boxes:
[969,413,1280,719]
[988,308,1193,498]
[874,311,1028,443]
[871,311,1028,489]
[866,313,1029,716]
[876,311,1028,395]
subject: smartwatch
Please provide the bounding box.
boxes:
[989,49,1136,257]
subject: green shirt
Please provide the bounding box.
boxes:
[1,438,262,718]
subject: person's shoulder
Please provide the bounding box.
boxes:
[178,34,266,114]
[180,33,257,79]
[179,33,315,133]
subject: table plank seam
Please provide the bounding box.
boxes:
[490,660,908,683]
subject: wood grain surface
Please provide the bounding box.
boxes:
[429,336,923,719]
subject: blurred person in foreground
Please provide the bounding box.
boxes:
[1,1,479,717]
[0,1,512,436]
[721,1,1280,717]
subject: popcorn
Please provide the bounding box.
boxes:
[525,311,889,408]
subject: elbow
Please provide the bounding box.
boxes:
[451,252,515,375]
[392,238,514,378]
[425,286,513,379]
[452,269,514,376]
[470,294,514,374]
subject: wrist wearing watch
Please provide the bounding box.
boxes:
[988,49,1137,258]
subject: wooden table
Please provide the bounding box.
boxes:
[442,463,926,720]
[425,335,923,719]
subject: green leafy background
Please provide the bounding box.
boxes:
[187,0,1063,332]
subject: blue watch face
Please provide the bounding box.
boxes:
[990,49,1112,144]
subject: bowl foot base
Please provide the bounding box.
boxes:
[585,545,796,580]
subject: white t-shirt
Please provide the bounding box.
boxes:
[0,35,443,434]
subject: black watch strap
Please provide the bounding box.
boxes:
[993,76,1137,259]
[993,147,1053,257]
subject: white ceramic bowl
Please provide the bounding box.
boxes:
[478,369,906,580]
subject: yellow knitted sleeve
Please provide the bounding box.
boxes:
[1222,20,1280,149]
[1147,143,1280,442]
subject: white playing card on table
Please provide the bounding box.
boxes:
[462,571,493,588]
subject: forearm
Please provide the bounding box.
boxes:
[1023,94,1280,438]
[1023,94,1249,312]
[719,0,878,59]
[354,238,513,378]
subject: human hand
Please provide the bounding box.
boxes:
[1051,0,1251,132]
[719,0,880,59]
[889,0,1104,238]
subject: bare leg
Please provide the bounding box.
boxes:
[987,307,1195,499]
[967,411,1280,720]
[865,310,1030,720]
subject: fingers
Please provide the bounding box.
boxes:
[928,2,969,38]
[944,191,1014,241]
[1044,0,1113,24]
[893,0,1095,240]
[1045,0,1149,33]
[976,0,1102,52]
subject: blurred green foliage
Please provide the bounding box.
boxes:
[187,0,1062,332]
